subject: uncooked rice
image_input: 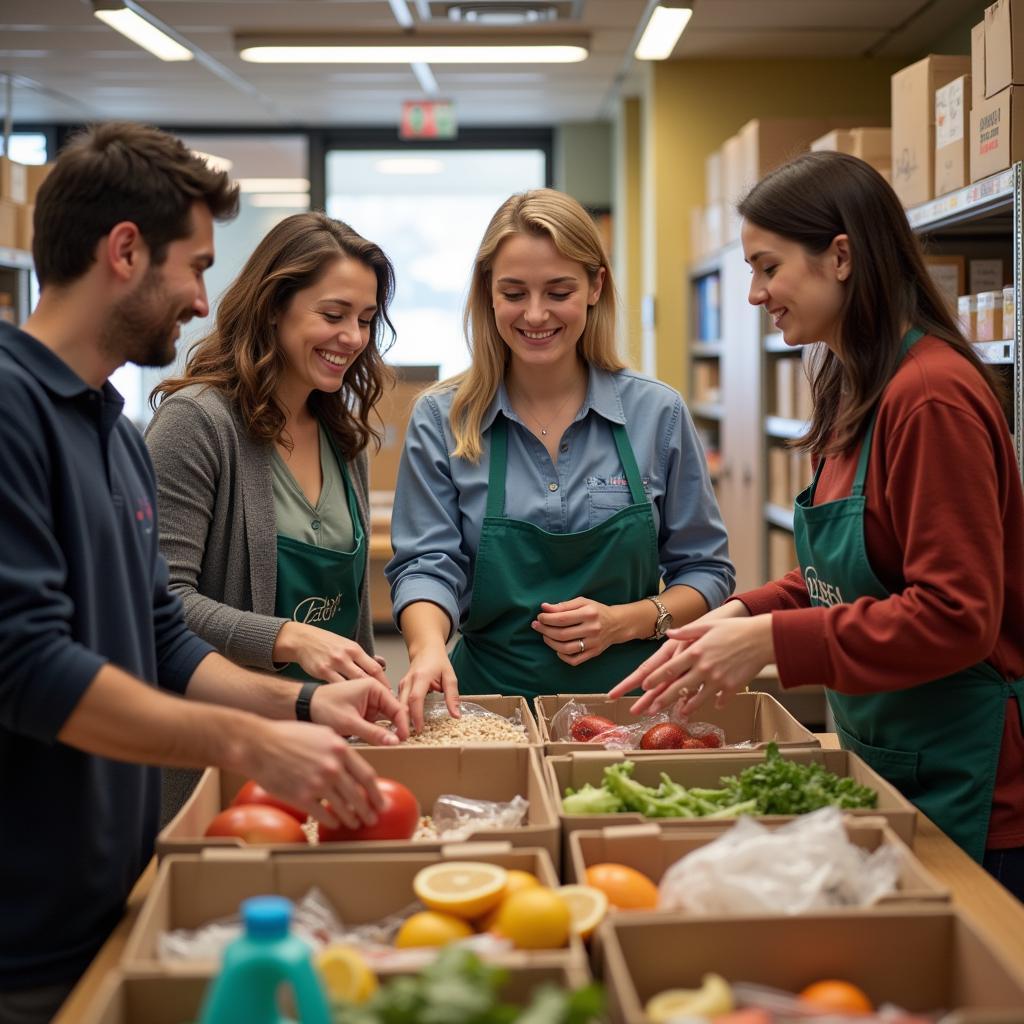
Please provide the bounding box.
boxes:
[403,713,528,745]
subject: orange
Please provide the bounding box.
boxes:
[394,911,474,948]
[799,979,873,1015]
[584,862,659,910]
[476,869,541,931]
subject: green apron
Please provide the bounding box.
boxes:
[274,434,366,682]
[450,415,662,698]
[792,327,1024,862]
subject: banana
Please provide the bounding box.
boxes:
[644,972,735,1021]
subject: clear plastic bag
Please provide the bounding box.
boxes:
[658,807,904,915]
[730,981,942,1021]
[400,696,529,745]
[548,697,726,750]
[431,794,529,840]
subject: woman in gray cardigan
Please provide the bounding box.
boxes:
[147,214,397,811]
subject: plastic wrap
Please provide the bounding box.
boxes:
[548,697,726,750]
[430,794,529,840]
[730,981,942,1021]
[400,696,529,745]
[658,807,903,915]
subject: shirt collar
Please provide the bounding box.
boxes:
[0,321,97,400]
[481,361,626,432]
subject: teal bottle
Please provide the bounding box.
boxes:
[197,895,331,1024]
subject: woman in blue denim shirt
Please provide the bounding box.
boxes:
[386,189,734,730]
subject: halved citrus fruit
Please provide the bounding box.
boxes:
[316,945,378,1004]
[556,884,609,939]
[491,887,570,949]
[412,861,508,919]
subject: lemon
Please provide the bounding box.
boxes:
[316,945,378,1005]
[644,974,734,1021]
[394,910,474,948]
[555,884,609,940]
[412,861,508,919]
[476,869,542,931]
[491,887,571,950]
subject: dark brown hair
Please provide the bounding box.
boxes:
[739,151,1004,455]
[33,121,238,287]
[151,212,395,458]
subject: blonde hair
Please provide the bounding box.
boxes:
[442,188,625,461]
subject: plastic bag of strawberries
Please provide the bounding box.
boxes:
[549,698,726,751]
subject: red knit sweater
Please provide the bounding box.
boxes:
[738,336,1024,848]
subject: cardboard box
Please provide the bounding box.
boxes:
[891,55,971,206]
[567,817,949,898]
[959,294,979,341]
[122,845,582,974]
[0,156,27,204]
[768,445,792,507]
[925,254,966,312]
[533,691,819,756]
[972,20,987,106]
[1004,284,1016,332]
[369,365,438,494]
[985,0,1024,97]
[977,290,1005,341]
[971,257,1006,293]
[769,526,797,580]
[158,746,560,866]
[24,161,53,203]
[16,202,33,253]
[0,198,18,248]
[704,149,722,204]
[809,127,892,178]
[795,352,814,421]
[601,908,1024,1024]
[82,962,591,1024]
[971,85,1024,180]
[721,134,744,242]
[936,75,973,195]
[546,747,919,853]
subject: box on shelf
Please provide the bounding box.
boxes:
[977,290,1005,341]
[692,360,720,404]
[567,817,949,898]
[533,691,819,756]
[985,0,1024,97]
[721,134,744,242]
[369,364,438,493]
[16,203,33,253]
[972,20,986,106]
[769,526,798,579]
[1004,285,1016,332]
[158,746,559,866]
[971,85,1024,180]
[773,355,796,418]
[970,258,1006,293]
[123,845,582,974]
[809,127,891,178]
[925,254,966,312]
[702,202,725,254]
[959,294,979,341]
[0,199,18,248]
[768,445,792,507]
[546,746,918,857]
[935,75,973,195]
[891,54,971,206]
[0,156,27,204]
[24,161,54,203]
[705,149,722,204]
[795,353,814,422]
[600,908,1024,1024]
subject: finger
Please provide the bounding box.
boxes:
[373,686,410,741]
[331,773,377,828]
[642,648,698,692]
[630,682,670,714]
[344,749,386,812]
[442,670,461,719]
[408,687,426,733]
[390,702,411,741]
[666,622,713,642]
[321,791,360,831]
[715,689,731,710]
[532,621,592,641]
[373,655,388,670]
[352,650,387,680]
[540,598,587,612]
[676,682,713,718]
[347,717,400,746]
[301,799,338,829]
[609,645,676,700]
[535,610,588,628]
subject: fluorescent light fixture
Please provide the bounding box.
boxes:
[375,158,444,175]
[93,5,194,62]
[192,150,233,174]
[236,178,311,193]
[248,193,310,208]
[237,35,588,64]
[634,5,692,61]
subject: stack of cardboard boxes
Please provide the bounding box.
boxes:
[972,0,1024,182]
[0,156,52,254]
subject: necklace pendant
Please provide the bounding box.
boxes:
[541,428,548,436]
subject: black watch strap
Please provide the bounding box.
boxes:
[295,681,321,722]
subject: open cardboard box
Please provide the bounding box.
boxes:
[158,746,559,867]
[547,748,918,863]
[566,817,949,901]
[600,907,1024,1024]
[123,844,585,974]
[533,691,818,755]
[82,960,592,1024]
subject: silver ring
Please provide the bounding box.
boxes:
[578,638,585,654]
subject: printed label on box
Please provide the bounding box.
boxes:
[936,79,968,148]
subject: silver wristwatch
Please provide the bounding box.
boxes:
[646,596,673,639]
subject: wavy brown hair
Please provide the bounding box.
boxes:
[739,151,1005,456]
[151,212,395,456]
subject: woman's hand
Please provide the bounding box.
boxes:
[398,641,460,733]
[531,597,625,665]
[274,621,388,686]
[311,676,410,746]
[623,614,775,716]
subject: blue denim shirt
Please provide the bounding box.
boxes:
[386,364,735,634]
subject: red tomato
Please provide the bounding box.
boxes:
[231,780,308,823]
[204,804,308,845]
[640,723,687,749]
[319,778,420,842]
[570,714,616,742]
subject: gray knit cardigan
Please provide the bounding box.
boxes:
[144,383,375,669]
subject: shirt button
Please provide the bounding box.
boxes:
[560,443,569,453]
[548,482,558,492]
[311,519,321,530]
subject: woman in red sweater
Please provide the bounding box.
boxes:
[612,151,1024,897]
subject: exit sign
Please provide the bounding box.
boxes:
[400,100,457,140]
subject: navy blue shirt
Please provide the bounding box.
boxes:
[0,323,213,988]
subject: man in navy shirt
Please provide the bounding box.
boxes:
[0,122,407,1024]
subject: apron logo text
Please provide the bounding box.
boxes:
[293,593,342,624]
[804,565,845,607]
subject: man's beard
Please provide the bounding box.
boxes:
[102,266,189,369]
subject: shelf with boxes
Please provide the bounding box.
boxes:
[688,258,723,485]
[1,156,49,324]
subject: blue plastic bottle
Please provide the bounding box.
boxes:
[197,895,332,1024]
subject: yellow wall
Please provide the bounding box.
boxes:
[639,58,902,392]
[614,97,643,367]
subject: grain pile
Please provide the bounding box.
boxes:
[403,713,528,746]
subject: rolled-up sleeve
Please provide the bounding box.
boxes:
[386,395,469,635]
[657,397,735,608]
